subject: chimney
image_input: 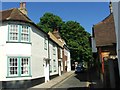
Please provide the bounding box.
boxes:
[109,1,113,13]
[19,2,27,16]
[52,28,61,39]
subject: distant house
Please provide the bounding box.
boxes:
[48,31,63,76]
[0,2,71,89]
[52,28,71,73]
[92,5,119,87]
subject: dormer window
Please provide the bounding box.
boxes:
[8,24,30,43]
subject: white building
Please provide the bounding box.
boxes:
[0,2,71,89]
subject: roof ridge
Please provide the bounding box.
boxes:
[0,8,15,12]
[17,8,32,22]
[8,8,17,19]
[94,13,112,26]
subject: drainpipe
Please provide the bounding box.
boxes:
[48,36,50,80]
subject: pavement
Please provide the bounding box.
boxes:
[28,69,103,89]
[28,71,75,89]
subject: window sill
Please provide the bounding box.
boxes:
[6,75,32,78]
[6,41,32,44]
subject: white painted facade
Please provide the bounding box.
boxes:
[31,25,48,79]
[91,37,97,53]
[67,49,71,72]
[0,21,66,83]
[0,22,32,81]
[64,47,71,72]
[49,40,58,76]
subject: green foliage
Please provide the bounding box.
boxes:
[37,12,63,33]
[37,12,93,63]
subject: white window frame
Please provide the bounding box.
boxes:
[8,24,19,42]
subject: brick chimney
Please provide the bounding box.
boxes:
[52,28,61,39]
[19,2,27,16]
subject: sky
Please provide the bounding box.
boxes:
[1,2,110,34]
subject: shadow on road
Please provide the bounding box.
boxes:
[74,68,103,88]
[74,71,88,82]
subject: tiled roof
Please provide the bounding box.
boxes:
[0,8,32,23]
[0,8,49,36]
[93,13,116,47]
[48,31,64,48]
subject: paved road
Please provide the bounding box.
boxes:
[51,71,90,90]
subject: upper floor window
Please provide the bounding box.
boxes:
[53,44,56,55]
[21,26,29,42]
[8,24,30,43]
[44,36,48,50]
[9,24,19,41]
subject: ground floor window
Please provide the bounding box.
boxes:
[53,59,56,72]
[7,57,31,77]
[49,61,52,73]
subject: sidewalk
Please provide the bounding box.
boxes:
[28,71,74,89]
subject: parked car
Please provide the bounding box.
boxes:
[75,64,85,73]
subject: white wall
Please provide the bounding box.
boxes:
[49,40,58,76]
[31,25,48,79]
[0,23,7,81]
[67,50,71,72]
[112,1,120,76]
[0,22,32,81]
[91,37,97,53]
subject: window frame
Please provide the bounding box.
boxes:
[8,24,19,42]
[53,59,56,72]
[44,36,48,50]
[7,56,31,77]
[53,44,56,55]
[8,24,31,43]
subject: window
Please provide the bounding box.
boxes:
[44,36,47,50]
[21,58,29,76]
[49,61,52,73]
[53,59,56,72]
[9,24,19,41]
[7,57,31,77]
[21,26,29,42]
[53,44,56,55]
[8,24,30,42]
[8,57,18,76]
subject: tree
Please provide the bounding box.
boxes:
[60,21,92,63]
[37,12,93,64]
[37,12,63,33]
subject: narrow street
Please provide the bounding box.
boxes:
[50,71,89,89]
[50,68,103,90]
[52,72,89,89]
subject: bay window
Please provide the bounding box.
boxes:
[8,24,30,42]
[7,57,31,77]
